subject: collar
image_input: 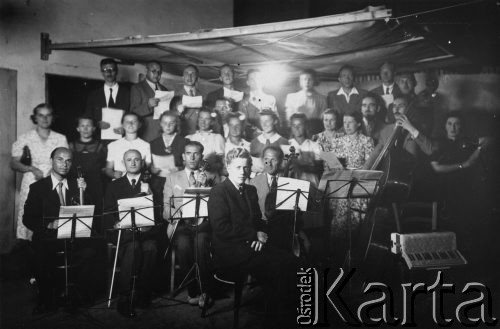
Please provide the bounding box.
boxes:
[162,133,176,146]
[126,173,141,185]
[185,168,200,179]
[50,173,68,190]
[184,85,197,95]
[265,172,280,186]
[337,87,359,97]
[194,130,213,135]
[228,177,243,192]
[103,82,118,91]
[257,133,281,144]
[146,79,157,91]
[382,82,395,89]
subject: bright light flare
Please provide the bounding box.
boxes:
[260,64,288,89]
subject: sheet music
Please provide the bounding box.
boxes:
[57,205,95,239]
[101,107,124,140]
[324,169,384,198]
[117,195,155,228]
[182,95,203,108]
[152,154,177,177]
[171,195,209,218]
[381,94,394,108]
[223,87,244,102]
[320,151,343,169]
[154,90,175,119]
[276,177,310,211]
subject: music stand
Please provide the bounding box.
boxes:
[45,205,96,308]
[164,188,210,302]
[321,169,383,292]
[107,195,157,313]
[275,178,310,252]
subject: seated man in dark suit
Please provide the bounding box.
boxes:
[23,147,100,313]
[103,149,160,317]
[85,58,130,138]
[163,141,221,308]
[205,64,242,109]
[130,61,169,142]
[327,65,368,117]
[208,148,298,320]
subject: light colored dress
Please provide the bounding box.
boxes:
[11,129,68,240]
[330,132,374,238]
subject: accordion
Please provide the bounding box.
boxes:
[391,231,467,270]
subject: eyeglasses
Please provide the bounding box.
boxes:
[101,68,117,73]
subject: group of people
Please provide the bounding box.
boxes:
[10,58,493,320]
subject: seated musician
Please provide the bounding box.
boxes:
[249,146,311,254]
[208,148,298,322]
[287,113,323,188]
[23,147,100,313]
[363,95,437,200]
[103,149,159,317]
[163,141,222,308]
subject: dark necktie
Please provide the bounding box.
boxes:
[131,178,137,190]
[155,84,159,91]
[189,89,195,97]
[386,87,390,95]
[238,184,244,196]
[189,171,196,187]
[57,181,66,206]
[265,139,271,146]
[108,88,115,108]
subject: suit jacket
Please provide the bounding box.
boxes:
[163,169,222,234]
[150,134,188,168]
[23,176,90,241]
[249,173,269,220]
[85,83,130,138]
[363,123,437,169]
[326,88,368,116]
[102,175,160,235]
[208,179,263,269]
[130,79,168,142]
[204,87,242,109]
[370,84,402,98]
[175,87,205,136]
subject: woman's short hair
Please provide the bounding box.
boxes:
[343,111,363,125]
[321,108,339,120]
[30,103,54,125]
[121,112,140,124]
[75,115,95,127]
[226,147,252,166]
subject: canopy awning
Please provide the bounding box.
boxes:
[42,6,465,82]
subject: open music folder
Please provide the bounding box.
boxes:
[56,205,95,239]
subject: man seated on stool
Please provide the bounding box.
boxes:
[23,147,99,314]
[163,141,221,308]
[103,149,159,317]
[250,146,311,255]
[208,148,299,323]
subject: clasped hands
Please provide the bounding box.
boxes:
[250,231,268,252]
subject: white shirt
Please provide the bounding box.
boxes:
[50,173,68,191]
[107,137,152,175]
[126,173,141,186]
[249,90,277,113]
[184,85,198,96]
[266,172,281,187]
[162,133,176,148]
[257,133,282,144]
[186,131,225,156]
[224,138,250,156]
[382,83,395,95]
[337,87,359,103]
[103,83,119,107]
[285,89,326,120]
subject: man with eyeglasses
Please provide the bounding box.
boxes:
[131,61,169,142]
[85,58,131,139]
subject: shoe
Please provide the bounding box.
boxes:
[117,298,136,318]
[198,293,214,309]
[187,295,200,306]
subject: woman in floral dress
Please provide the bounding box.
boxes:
[329,111,374,268]
[11,104,68,241]
[312,108,345,152]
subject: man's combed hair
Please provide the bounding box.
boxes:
[226,147,252,166]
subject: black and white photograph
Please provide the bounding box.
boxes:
[1,0,499,328]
